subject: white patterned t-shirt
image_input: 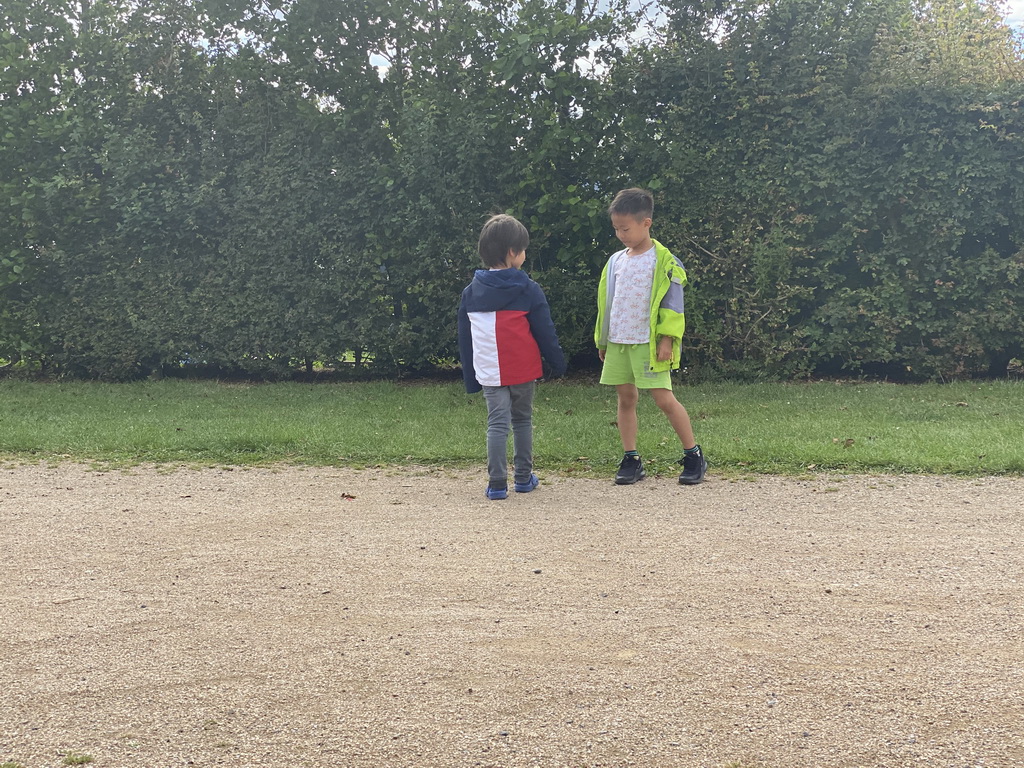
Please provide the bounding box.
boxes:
[608,246,656,344]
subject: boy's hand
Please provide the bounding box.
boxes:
[657,336,674,362]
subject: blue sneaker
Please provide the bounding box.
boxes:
[514,473,540,493]
[485,484,508,500]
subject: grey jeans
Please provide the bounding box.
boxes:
[481,381,535,487]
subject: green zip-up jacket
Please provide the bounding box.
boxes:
[594,239,688,373]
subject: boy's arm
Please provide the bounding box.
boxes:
[527,285,566,379]
[656,335,674,362]
[457,296,482,394]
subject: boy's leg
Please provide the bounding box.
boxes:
[649,388,696,449]
[602,344,644,484]
[614,383,646,484]
[508,381,536,485]
[615,383,640,451]
[481,386,512,489]
[650,387,707,485]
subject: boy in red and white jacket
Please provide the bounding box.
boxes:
[458,214,566,500]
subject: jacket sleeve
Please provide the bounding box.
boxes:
[528,284,567,379]
[457,292,482,394]
[594,259,610,350]
[656,257,688,341]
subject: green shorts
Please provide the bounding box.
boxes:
[599,342,672,389]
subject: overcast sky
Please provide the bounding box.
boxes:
[616,0,1024,30]
[1005,0,1024,27]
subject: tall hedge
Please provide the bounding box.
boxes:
[617,0,1024,379]
[2,0,1022,380]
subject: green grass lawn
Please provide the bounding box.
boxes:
[1,378,1022,476]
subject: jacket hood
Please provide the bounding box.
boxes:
[466,268,532,311]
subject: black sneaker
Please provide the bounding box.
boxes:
[615,454,645,485]
[678,445,707,485]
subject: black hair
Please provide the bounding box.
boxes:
[478,214,530,268]
[608,188,654,220]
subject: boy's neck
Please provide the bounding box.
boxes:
[627,237,655,256]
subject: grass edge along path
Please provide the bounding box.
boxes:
[1,378,1022,477]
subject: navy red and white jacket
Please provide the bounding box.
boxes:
[457,268,566,394]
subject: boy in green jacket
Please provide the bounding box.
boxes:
[594,188,707,485]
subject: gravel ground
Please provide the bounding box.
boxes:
[2,464,1023,768]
